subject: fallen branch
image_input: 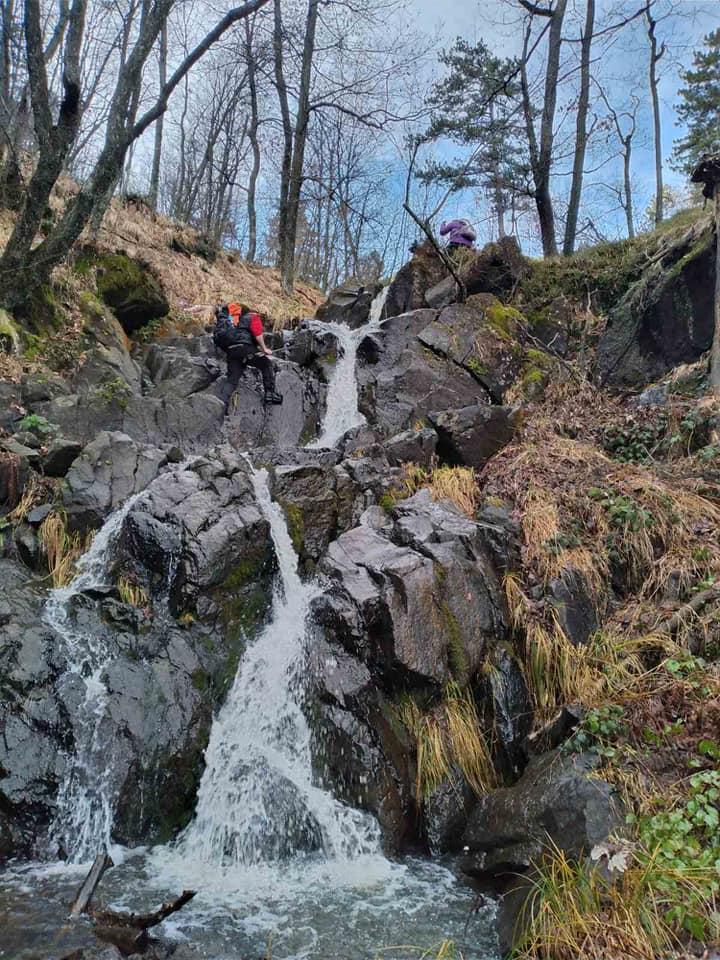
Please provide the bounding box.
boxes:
[70,849,114,918]
[656,587,720,638]
[402,201,467,303]
[90,889,197,930]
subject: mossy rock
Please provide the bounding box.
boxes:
[96,253,169,335]
[0,309,21,354]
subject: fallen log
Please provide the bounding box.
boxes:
[70,849,114,918]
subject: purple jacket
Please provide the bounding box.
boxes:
[440,219,477,248]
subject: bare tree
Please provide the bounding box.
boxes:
[148,20,168,210]
[563,0,595,256]
[0,0,271,315]
[645,1,666,225]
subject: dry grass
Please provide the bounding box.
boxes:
[513,842,720,960]
[7,472,58,522]
[94,199,324,327]
[117,574,149,609]
[395,464,479,518]
[397,682,497,800]
[38,511,93,588]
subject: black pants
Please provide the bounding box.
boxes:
[226,348,275,393]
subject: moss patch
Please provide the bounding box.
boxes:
[280,501,305,556]
[95,252,169,334]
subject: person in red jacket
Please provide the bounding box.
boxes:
[214,303,283,405]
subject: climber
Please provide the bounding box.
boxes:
[213,302,283,405]
[439,218,477,251]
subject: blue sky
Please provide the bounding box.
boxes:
[403,0,718,248]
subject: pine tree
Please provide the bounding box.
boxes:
[418,39,529,239]
[673,28,720,176]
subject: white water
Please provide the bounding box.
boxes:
[44,494,142,863]
[172,466,380,868]
[309,284,389,449]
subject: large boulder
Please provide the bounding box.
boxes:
[429,404,519,469]
[424,238,530,310]
[419,296,525,402]
[357,309,490,436]
[315,284,381,329]
[315,490,507,687]
[597,217,715,388]
[461,749,624,876]
[95,252,170,334]
[144,339,222,399]
[384,242,447,319]
[63,431,167,530]
[225,361,326,449]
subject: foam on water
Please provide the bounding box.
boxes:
[308,284,389,449]
[44,493,143,863]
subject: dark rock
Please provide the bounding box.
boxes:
[424,275,460,310]
[42,438,83,477]
[316,490,507,687]
[315,284,381,329]
[486,645,532,777]
[26,503,53,525]
[116,449,275,619]
[37,389,226,449]
[429,404,519,469]
[11,430,41,449]
[477,502,522,573]
[271,463,339,565]
[384,242,447,319]
[357,309,488,436]
[224,361,326,450]
[20,371,70,405]
[0,380,23,430]
[13,522,39,567]
[1,436,41,466]
[96,253,170,334]
[461,749,624,876]
[549,568,598,646]
[526,703,584,756]
[144,342,222,399]
[461,236,530,298]
[384,426,438,467]
[419,296,525,402]
[597,217,716,388]
[424,768,476,854]
[63,431,167,529]
[631,383,669,407]
[531,295,573,357]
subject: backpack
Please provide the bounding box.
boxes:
[213,302,253,352]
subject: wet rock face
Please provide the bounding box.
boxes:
[357,309,489,436]
[316,490,507,687]
[63,431,167,530]
[597,218,716,388]
[315,283,381,329]
[0,560,65,858]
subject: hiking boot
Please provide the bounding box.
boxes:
[264,390,283,405]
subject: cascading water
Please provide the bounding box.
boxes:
[308,284,389,449]
[175,465,380,867]
[44,494,142,862]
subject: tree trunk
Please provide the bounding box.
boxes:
[711,186,720,398]
[245,17,260,262]
[280,0,319,294]
[563,0,594,256]
[273,0,293,277]
[624,134,634,239]
[148,20,167,210]
[646,6,664,225]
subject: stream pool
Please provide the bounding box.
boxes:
[0,849,499,960]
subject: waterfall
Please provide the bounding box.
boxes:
[44,495,142,863]
[175,466,380,867]
[309,284,388,449]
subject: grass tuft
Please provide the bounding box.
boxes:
[38,511,93,588]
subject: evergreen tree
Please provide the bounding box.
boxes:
[673,28,720,176]
[418,38,529,239]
